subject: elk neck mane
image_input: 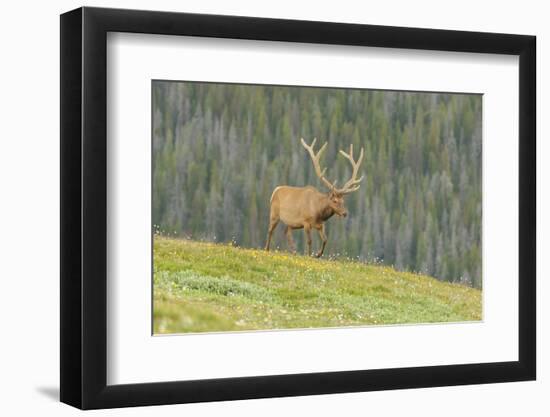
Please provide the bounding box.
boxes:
[316,193,336,222]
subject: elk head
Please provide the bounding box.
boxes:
[300,137,364,217]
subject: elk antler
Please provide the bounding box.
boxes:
[337,144,364,194]
[300,138,336,191]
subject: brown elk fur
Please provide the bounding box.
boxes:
[264,138,364,257]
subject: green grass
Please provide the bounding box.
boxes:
[153,236,482,334]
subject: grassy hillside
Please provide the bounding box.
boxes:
[153,236,482,334]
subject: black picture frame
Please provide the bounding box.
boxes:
[60,6,536,410]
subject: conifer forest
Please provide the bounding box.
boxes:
[152,81,482,288]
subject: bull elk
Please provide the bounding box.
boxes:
[265,138,364,257]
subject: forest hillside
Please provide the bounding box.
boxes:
[152,81,482,287]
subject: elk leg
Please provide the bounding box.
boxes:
[315,224,327,258]
[264,217,279,251]
[304,225,312,256]
[285,226,296,254]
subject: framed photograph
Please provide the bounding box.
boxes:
[60,6,536,409]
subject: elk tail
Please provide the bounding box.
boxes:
[270,186,282,204]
